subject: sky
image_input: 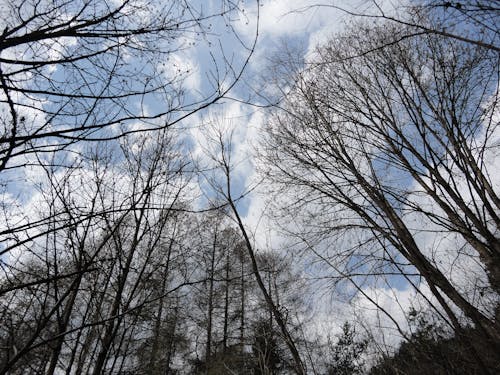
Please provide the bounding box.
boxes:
[176,0,426,347]
[184,0,368,207]
[177,0,499,350]
[181,0,399,239]
[2,0,497,356]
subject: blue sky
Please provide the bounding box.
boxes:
[3,0,497,352]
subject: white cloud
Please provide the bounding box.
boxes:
[163,52,201,95]
[237,0,404,64]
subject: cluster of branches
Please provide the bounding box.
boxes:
[0,0,259,272]
[0,0,308,373]
[0,116,311,373]
[260,1,500,373]
[0,157,308,374]
[0,2,315,373]
[1,0,499,373]
[0,0,257,173]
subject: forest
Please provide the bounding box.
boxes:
[0,0,499,374]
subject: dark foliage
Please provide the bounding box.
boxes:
[370,325,500,374]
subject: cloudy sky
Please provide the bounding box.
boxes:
[181,0,401,239]
[2,0,496,356]
[173,0,499,350]
[173,0,426,346]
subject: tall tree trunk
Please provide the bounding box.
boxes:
[223,252,230,352]
[205,230,217,369]
[226,194,306,374]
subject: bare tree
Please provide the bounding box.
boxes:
[293,0,499,53]
[0,0,258,300]
[0,2,260,370]
[0,126,197,373]
[200,125,308,374]
[261,15,499,371]
[0,0,258,172]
